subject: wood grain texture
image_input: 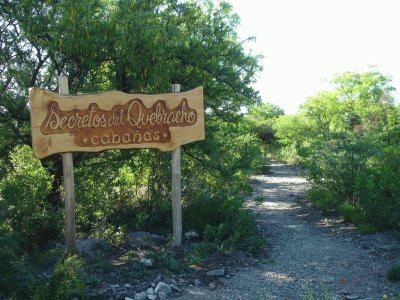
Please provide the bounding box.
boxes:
[171,83,182,247]
[58,74,76,253]
[29,87,204,158]
[63,151,75,253]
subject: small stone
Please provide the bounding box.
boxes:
[206,268,225,277]
[155,282,172,294]
[346,295,359,300]
[209,282,216,289]
[194,279,201,287]
[124,284,131,289]
[184,231,199,240]
[125,297,134,300]
[140,258,154,267]
[96,288,107,295]
[75,239,104,256]
[146,287,154,295]
[147,295,157,300]
[170,279,177,286]
[117,292,127,299]
[127,231,166,247]
[169,284,182,292]
[134,292,147,300]
[158,292,167,300]
[378,244,399,251]
[150,282,156,288]
[225,275,230,279]
[110,284,120,289]
[323,276,334,284]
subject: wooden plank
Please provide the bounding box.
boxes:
[171,84,182,247]
[58,75,76,253]
[63,151,75,253]
[29,87,204,158]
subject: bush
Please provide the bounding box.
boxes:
[184,186,260,251]
[33,255,86,300]
[387,265,400,282]
[186,242,211,265]
[0,145,62,248]
[306,187,338,212]
[0,229,32,298]
[354,145,400,230]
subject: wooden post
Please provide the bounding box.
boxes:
[171,84,182,247]
[59,75,76,253]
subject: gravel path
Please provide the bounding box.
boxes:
[177,162,400,299]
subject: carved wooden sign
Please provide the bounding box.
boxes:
[29,87,204,158]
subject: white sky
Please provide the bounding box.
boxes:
[228,0,400,114]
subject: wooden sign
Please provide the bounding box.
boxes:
[29,87,204,158]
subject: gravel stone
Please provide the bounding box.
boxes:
[206,268,225,277]
[169,284,182,292]
[134,292,147,300]
[154,282,172,295]
[193,279,201,287]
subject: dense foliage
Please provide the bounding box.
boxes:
[0,0,266,298]
[274,70,400,232]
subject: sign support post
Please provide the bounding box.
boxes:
[171,84,182,247]
[58,74,76,253]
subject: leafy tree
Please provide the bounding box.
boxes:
[245,102,284,144]
[275,70,400,231]
[333,71,396,131]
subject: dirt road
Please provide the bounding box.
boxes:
[177,162,400,299]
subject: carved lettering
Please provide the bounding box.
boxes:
[40,98,198,147]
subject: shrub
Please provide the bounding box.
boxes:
[307,187,338,212]
[186,242,211,265]
[33,255,86,300]
[0,229,32,298]
[387,265,400,282]
[0,145,62,248]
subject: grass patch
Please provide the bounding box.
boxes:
[147,247,187,274]
[186,241,212,265]
[358,223,379,234]
[387,265,400,282]
[337,202,356,223]
[33,255,86,300]
[254,195,265,205]
[306,187,338,212]
[302,288,331,300]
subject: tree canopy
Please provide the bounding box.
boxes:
[274,70,400,232]
[0,0,262,158]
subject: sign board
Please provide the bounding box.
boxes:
[29,87,204,158]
